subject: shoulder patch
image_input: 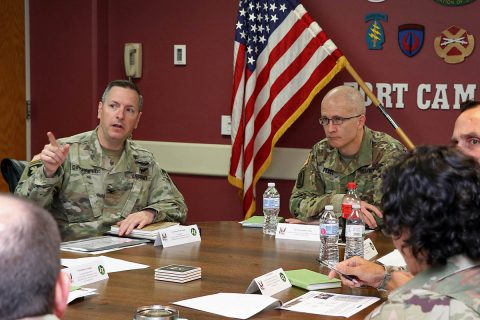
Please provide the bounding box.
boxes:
[296,168,305,188]
[27,161,43,177]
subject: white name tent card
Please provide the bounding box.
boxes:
[363,238,379,260]
[62,257,109,287]
[246,268,291,296]
[275,223,319,241]
[154,224,201,247]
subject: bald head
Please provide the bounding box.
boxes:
[321,85,366,116]
[0,194,62,319]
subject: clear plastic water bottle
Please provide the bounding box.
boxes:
[344,203,365,260]
[263,182,280,236]
[319,205,339,265]
[340,182,360,243]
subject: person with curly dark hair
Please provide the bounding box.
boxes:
[330,145,480,318]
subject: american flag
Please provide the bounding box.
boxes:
[228,0,346,219]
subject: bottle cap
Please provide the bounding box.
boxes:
[352,203,361,209]
[267,182,275,187]
[347,182,356,189]
[324,205,334,211]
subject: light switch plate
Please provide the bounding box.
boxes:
[174,44,186,65]
[221,115,232,136]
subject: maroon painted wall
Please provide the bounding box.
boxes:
[29,0,480,222]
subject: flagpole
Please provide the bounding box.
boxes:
[344,60,415,151]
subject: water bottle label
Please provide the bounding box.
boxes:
[320,223,338,236]
[345,225,364,237]
[263,197,280,209]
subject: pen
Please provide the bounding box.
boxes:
[317,259,359,283]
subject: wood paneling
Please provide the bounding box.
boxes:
[0,0,26,192]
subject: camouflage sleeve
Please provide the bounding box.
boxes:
[365,289,478,320]
[370,142,406,212]
[289,151,343,221]
[14,160,64,209]
[142,163,187,224]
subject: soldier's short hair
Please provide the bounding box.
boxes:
[381,145,480,265]
[0,195,61,319]
[459,99,480,113]
[101,79,143,111]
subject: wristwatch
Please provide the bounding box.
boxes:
[375,263,405,291]
[376,263,390,291]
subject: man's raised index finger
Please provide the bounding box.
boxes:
[47,132,59,147]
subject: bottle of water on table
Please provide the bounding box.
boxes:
[344,203,365,260]
[263,182,280,236]
[319,205,339,265]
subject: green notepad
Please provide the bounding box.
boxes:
[240,215,285,228]
[286,269,341,290]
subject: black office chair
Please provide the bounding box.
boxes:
[1,158,28,192]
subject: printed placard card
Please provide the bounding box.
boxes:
[62,257,109,287]
[275,223,319,241]
[246,268,291,296]
[363,238,378,260]
[154,224,201,248]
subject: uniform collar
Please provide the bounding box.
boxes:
[87,127,132,172]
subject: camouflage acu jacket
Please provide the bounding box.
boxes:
[366,255,480,319]
[15,129,187,240]
[289,127,405,221]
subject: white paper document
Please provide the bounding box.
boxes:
[377,249,407,267]
[281,291,380,318]
[174,293,281,319]
[62,255,149,273]
[275,223,319,241]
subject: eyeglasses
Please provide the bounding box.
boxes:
[319,114,362,126]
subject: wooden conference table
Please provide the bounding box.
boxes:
[63,221,395,320]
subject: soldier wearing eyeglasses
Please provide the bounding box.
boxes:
[289,85,405,228]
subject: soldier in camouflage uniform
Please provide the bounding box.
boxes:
[332,146,480,319]
[290,86,405,228]
[15,80,187,240]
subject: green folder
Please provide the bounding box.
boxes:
[240,215,285,228]
[286,269,341,290]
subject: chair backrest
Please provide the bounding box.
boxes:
[1,158,28,192]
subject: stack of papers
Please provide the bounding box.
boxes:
[108,221,179,240]
[155,264,201,283]
[61,236,149,253]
